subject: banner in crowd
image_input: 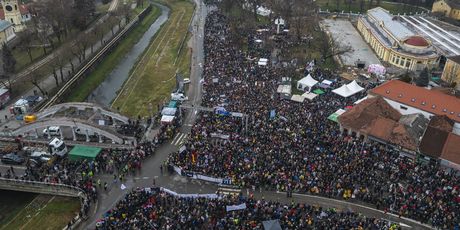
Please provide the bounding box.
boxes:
[160,187,218,199]
[211,133,230,140]
[195,174,223,184]
[226,203,247,212]
[173,166,182,175]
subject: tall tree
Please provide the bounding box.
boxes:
[416,68,429,87]
[1,44,17,92]
[73,0,96,30]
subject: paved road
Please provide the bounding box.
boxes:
[79,2,431,229]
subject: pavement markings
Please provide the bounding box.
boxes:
[171,133,188,146]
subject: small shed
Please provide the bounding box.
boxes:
[69,145,102,161]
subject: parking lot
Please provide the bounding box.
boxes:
[322,19,381,67]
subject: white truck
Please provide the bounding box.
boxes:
[171,93,188,101]
[48,138,68,157]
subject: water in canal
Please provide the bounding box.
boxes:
[87,4,170,106]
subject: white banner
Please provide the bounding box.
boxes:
[173,166,182,175]
[196,174,223,184]
[210,133,230,140]
[226,203,247,212]
[160,188,218,199]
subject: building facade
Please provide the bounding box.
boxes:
[441,55,460,86]
[0,0,31,32]
[357,7,439,71]
[0,19,15,43]
[432,0,460,20]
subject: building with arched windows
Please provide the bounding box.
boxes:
[357,7,440,71]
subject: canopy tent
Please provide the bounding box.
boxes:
[161,107,177,116]
[332,80,364,98]
[297,74,318,91]
[69,145,102,161]
[301,92,318,101]
[276,85,291,95]
[328,109,346,123]
[161,115,175,124]
[321,79,333,85]
[290,95,305,103]
[313,89,325,95]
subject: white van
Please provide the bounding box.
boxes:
[171,93,188,101]
[75,128,96,136]
[43,126,60,137]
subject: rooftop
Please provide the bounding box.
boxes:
[0,20,12,31]
[448,55,460,65]
[440,133,460,165]
[370,80,460,123]
[419,126,450,158]
[367,7,414,41]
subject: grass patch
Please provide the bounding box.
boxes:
[0,190,37,227]
[65,5,161,102]
[12,47,47,72]
[111,0,194,117]
[316,0,427,14]
[1,195,80,230]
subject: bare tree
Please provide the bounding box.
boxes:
[30,71,46,96]
[317,33,352,61]
[1,44,16,93]
[52,49,67,83]
[17,28,37,63]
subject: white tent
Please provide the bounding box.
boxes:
[332,81,364,98]
[347,80,364,92]
[277,85,291,95]
[321,79,333,85]
[297,74,318,91]
[301,92,318,101]
[291,95,305,103]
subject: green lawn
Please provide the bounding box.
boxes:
[1,195,80,230]
[0,190,37,227]
[316,0,428,14]
[112,0,194,117]
[12,46,47,72]
[66,4,161,102]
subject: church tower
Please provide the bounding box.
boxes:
[1,0,26,32]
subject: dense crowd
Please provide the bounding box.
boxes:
[168,11,460,228]
[96,187,393,229]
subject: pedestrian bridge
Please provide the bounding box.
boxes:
[36,102,130,124]
[0,177,86,198]
[11,117,136,145]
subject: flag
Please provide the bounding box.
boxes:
[269,109,276,119]
[120,184,127,190]
[191,151,197,164]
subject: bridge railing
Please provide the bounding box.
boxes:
[0,177,89,229]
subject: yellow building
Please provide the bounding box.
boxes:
[441,56,460,85]
[357,7,439,71]
[0,0,31,32]
[432,0,460,20]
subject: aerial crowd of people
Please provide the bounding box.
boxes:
[166,10,460,229]
[96,187,394,229]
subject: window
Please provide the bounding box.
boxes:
[411,98,416,102]
[400,105,408,110]
[405,59,411,68]
[10,18,13,24]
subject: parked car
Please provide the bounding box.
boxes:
[43,126,60,137]
[183,78,191,84]
[1,153,25,165]
[30,151,52,163]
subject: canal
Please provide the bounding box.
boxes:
[87,3,170,106]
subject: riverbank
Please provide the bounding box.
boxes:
[66,4,161,102]
[111,0,194,117]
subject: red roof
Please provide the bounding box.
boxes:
[0,4,30,20]
[441,133,460,165]
[370,80,460,123]
[404,36,429,47]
